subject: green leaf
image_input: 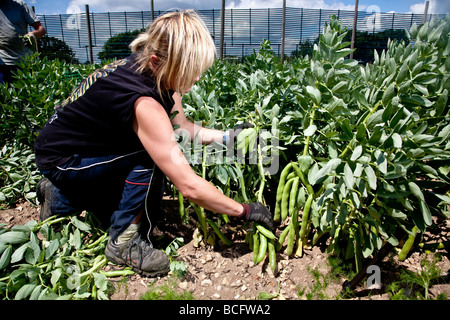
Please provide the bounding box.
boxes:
[50,268,63,287]
[419,200,432,227]
[366,110,384,129]
[29,285,43,300]
[375,150,387,174]
[436,89,448,117]
[350,190,361,208]
[356,123,366,142]
[408,181,425,201]
[305,86,321,105]
[350,145,363,161]
[409,23,418,38]
[304,124,317,137]
[237,78,247,92]
[368,126,383,144]
[396,62,409,83]
[69,228,82,250]
[297,155,313,172]
[341,118,353,139]
[15,284,38,300]
[407,148,425,158]
[215,166,229,185]
[10,242,29,264]
[353,91,369,108]
[9,173,23,183]
[94,272,108,291]
[392,133,402,149]
[309,158,341,185]
[71,217,91,232]
[382,83,395,106]
[25,234,41,265]
[0,245,12,270]
[0,231,29,244]
[343,163,354,189]
[364,165,377,190]
[390,209,407,220]
[25,191,37,200]
[400,94,432,107]
[261,94,273,109]
[258,291,278,300]
[438,123,450,142]
[338,203,347,225]
[45,239,60,259]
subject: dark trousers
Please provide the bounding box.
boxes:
[0,65,19,84]
[40,150,165,241]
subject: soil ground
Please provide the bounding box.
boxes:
[1,198,449,301]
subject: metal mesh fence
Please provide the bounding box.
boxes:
[35,7,445,64]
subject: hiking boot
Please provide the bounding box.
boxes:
[104,233,170,277]
[36,178,54,222]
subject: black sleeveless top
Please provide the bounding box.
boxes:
[34,53,175,171]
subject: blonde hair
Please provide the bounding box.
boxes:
[130,10,216,95]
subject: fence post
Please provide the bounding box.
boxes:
[220,0,225,59]
[59,14,65,43]
[231,8,234,46]
[85,4,94,64]
[318,9,322,35]
[423,0,429,24]
[108,12,112,37]
[249,8,252,44]
[350,0,359,60]
[281,0,286,63]
[300,8,303,41]
[151,0,154,22]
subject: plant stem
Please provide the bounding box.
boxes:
[79,255,108,279]
[206,219,233,246]
[257,144,265,204]
[191,202,208,240]
[235,162,249,203]
[303,104,317,156]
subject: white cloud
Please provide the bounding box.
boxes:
[227,0,354,10]
[68,0,147,12]
[67,0,356,13]
[68,0,223,12]
[410,0,450,14]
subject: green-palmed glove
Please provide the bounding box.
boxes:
[240,202,274,230]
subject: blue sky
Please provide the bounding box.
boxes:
[26,0,450,15]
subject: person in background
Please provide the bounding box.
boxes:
[0,0,46,84]
[34,10,274,277]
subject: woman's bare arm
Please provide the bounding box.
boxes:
[133,96,243,217]
[170,92,225,144]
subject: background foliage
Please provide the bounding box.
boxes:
[0,56,97,206]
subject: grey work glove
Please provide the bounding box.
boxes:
[240,202,274,230]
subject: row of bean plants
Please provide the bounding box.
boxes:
[181,15,450,272]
